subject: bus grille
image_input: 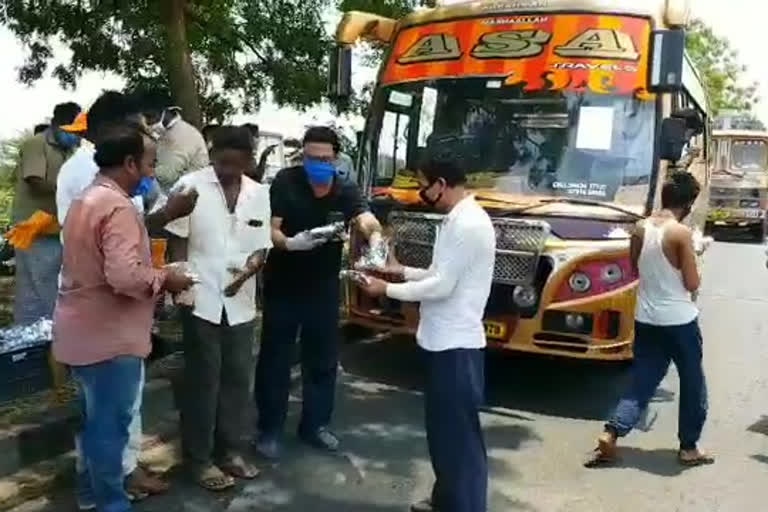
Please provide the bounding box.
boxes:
[388,211,550,286]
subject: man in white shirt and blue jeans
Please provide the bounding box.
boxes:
[163,126,272,491]
[359,158,496,512]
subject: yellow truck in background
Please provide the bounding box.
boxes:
[707,130,768,241]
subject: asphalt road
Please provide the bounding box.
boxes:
[12,240,768,511]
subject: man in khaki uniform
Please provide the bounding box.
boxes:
[139,91,209,191]
[12,102,81,324]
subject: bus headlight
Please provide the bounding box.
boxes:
[513,284,538,308]
[600,263,623,284]
[568,272,591,293]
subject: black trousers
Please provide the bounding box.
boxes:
[255,279,340,437]
[180,310,255,469]
[424,348,488,512]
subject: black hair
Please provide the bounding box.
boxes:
[33,124,49,135]
[52,102,81,126]
[242,123,259,138]
[202,124,220,141]
[661,171,701,209]
[88,91,138,136]
[211,125,254,154]
[419,157,467,187]
[303,126,340,153]
[132,88,173,115]
[94,122,148,170]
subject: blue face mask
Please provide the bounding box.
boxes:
[53,129,79,149]
[304,158,336,185]
[132,176,155,198]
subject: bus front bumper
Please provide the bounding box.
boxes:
[346,283,637,361]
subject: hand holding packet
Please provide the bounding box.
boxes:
[354,235,390,271]
[339,270,372,286]
[163,262,201,306]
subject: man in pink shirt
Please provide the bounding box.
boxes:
[54,122,194,512]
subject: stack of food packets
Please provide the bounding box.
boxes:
[0,318,53,355]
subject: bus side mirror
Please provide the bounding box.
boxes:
[328,45,353,100]
[648,29,685,93]
[660,117,688,162]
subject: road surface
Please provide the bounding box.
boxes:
[11,241,768,511]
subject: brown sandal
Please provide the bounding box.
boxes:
[193,465,236,491]
[219,455,260,480]
[678,449,715,466]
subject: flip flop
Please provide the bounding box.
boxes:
[193,465,236,491]
[220,455,261,480]
[678,450,715,467]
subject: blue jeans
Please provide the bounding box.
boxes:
[425,348,488,512]
[75,366,144,508]
[607,320,708,450]
[72,356,144,512]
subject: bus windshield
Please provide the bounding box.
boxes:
[371,78,655,211]
[731,140,767,171]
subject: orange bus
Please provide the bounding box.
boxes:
[331,0,710,360]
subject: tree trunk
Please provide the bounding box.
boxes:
[160,0,202,128]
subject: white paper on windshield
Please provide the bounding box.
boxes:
[576,106,614,151]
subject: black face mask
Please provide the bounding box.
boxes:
[419,180,443,207]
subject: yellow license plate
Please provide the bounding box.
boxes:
[484,321,507,340]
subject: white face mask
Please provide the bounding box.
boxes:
[150,108,181,140]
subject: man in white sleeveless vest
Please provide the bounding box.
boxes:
[586,172,714,468]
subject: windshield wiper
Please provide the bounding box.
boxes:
[512,197,645,220]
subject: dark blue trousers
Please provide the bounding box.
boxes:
[255,279,340,437]
[607,319,708,450]
[424,348,488,512]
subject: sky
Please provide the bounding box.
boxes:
[0,0,765,140]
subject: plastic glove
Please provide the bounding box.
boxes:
[5,210,59,250]
[285,231,327,251]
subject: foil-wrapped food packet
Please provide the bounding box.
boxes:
[0,317,53,355]
[164,262,201,306]
[339,269,372,286]
[309,221,346,241]
[354,236,390,271]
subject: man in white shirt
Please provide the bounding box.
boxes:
[358,158,496,512]
[57,93,146,229]
[163,126,271,492]
[141,92,209,191]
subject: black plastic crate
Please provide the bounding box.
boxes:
[0,343,53,404]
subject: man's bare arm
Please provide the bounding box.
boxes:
[271,217,290,249]
[353,211,382,241]
[675,226,701,293]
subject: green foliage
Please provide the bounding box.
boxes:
[3,0,334,122]
[0,136,26,229]
[686,18,760,115]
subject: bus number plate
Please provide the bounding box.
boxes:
[484,321,507,340]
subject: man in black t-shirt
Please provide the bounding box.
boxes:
[255,127,383,458]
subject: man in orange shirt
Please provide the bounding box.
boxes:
[54,122,195,512]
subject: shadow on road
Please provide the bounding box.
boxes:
[747,415,768,436]
[750,454,768,465]
[341,337,642,421]
[588,447,704,477]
